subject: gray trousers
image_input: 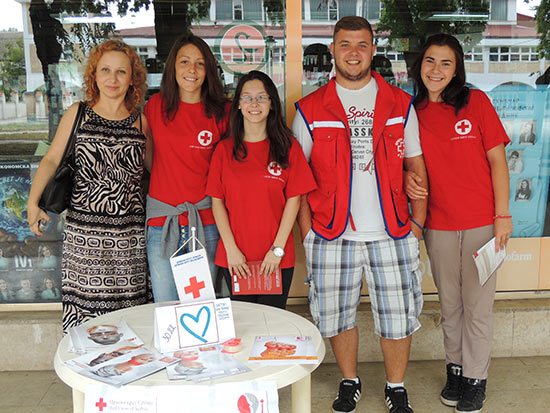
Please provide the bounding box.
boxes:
[425,225,496,379]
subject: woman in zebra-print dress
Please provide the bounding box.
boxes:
[28,40,152,332]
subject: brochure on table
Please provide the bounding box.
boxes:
[84,381,280,413]
[165,344,250,382]
[68,321,144,354]
[66,346,178,387]
[248,336,319,365]
[169,227,216,304]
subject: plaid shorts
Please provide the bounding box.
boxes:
[303,230,423,339]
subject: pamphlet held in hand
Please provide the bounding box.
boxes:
[232,261,282,295]
[473,237,506,286]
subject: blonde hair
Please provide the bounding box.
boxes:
[83,40,147,113]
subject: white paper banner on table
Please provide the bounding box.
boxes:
[170,247,216,304]
[84,381,279,413]
[153,298,235,353]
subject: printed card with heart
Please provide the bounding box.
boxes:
[153,298,235,354]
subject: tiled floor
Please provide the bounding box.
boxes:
[2,357,550,412]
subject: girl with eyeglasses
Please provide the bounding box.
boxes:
[144,34,230,302]
[206,71,316,309]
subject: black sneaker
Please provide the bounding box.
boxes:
[441,363,463,406]
[385,385,413,412]
[455,378,487,413]
[332,378,362,413]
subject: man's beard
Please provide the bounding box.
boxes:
[334,61,371,82]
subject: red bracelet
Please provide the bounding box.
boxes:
[493,215,512,219]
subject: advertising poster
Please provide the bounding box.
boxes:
[489,85,550,238]
[0,161,63,303]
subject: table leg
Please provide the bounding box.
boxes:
[72,388,85,413]
[291,374,311,413]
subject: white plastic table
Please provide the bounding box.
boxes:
[54,301,325,413]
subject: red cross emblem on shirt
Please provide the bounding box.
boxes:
[96,398,107,411]
[197,130,213,146]
[184,276,206,299]
[268,161,282,176]
[455,119,472,135]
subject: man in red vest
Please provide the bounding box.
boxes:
[293,16,428,413]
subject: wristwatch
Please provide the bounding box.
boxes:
[270,245,285,258]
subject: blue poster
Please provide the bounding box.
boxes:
[489,85,550,237]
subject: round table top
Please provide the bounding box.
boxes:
[54,301,326,392]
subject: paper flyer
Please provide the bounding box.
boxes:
[68,321,144,354]
[473,237,507,286]
[248,336,318,365]
[66,347,178,387]
[232,261,282,295]
[165,345,250,382]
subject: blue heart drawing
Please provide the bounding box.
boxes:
[180,306,211,343]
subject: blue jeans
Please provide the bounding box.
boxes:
[147,224,219,302]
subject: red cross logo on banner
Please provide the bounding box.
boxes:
[96,398,107,412]
[455,119,472,135]
[184,276,206,299]
[268,161,282,176]
[197,130,213,146]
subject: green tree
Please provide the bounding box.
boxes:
[377,0,489,75]
[0,38,25,98]
[534,1,550,57]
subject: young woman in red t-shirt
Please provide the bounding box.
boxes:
[144,34,229,302]
[406,34,513,413]
[207,71,316,309]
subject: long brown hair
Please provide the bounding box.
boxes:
[411,33,470,115]
[83,40,146,113]
[160,33,227,123]
[230,71,291,168]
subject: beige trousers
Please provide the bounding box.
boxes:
[424,225,496,379]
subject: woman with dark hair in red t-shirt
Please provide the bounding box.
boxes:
[206,71,316,309]
[406,34,513,413]
[144,34,230,303]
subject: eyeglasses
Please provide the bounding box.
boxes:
[240,95,270,104]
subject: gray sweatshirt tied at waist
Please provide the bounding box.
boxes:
[146,195,212,258]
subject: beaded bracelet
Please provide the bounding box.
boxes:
[493,215,512,219]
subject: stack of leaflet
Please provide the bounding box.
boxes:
[65,321,178,387]
[164,345,250,382]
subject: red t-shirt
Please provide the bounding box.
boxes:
[416,89,510,230]
[144,93,229,226]
[206,138,317,268]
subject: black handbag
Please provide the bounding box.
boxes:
[38,102,86,214]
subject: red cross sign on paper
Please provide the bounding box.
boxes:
[95,398,107,411]
[184,276,206,299]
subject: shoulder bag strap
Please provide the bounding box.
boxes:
[63,101,86,168]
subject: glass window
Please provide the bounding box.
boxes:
[362,0,381,21]
[339,0,356,17]
[491,0,507,21]
[243,0,262,21]
[0,0,287,305]
[310,0,328,21]
[234,0,243,20]
[216,0,233,20]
